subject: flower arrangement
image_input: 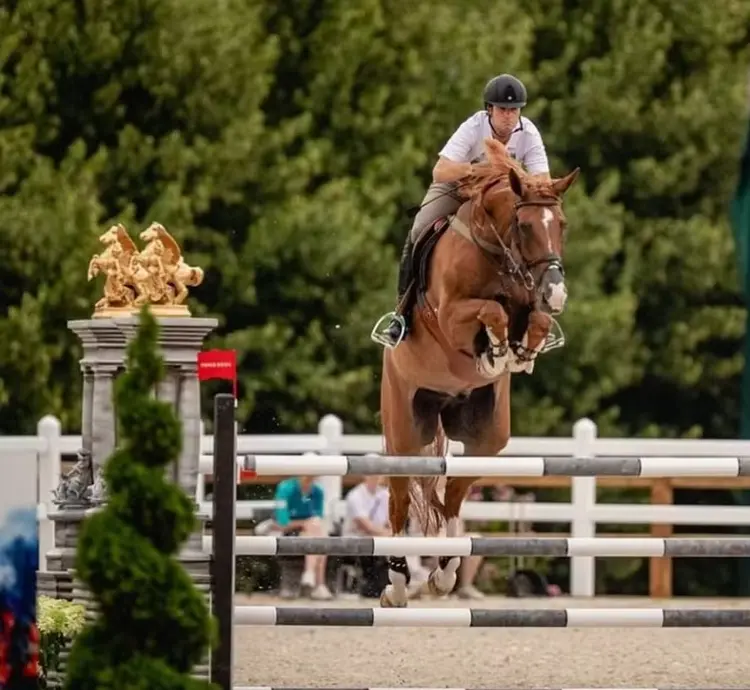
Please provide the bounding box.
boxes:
[36,596,85,688]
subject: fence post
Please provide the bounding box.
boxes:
[570,417,597,597]
[210,394,235,690]
[37,415,61,572]
[318,414,344,531]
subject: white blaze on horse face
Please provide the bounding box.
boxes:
[546,281,567,312]
[541,208,554,252]
[539,207,567,312]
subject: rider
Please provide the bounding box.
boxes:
[371,74,552,349]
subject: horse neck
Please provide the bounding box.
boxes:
[468,189,515,242]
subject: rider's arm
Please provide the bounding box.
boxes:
[433,156,473,183]
[433,115,479,183]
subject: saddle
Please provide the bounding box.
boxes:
[400,216,453,318]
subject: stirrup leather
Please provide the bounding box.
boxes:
[370,312,406,349]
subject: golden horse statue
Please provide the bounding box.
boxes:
[87,224,145,311]
[86,221,204,318]
[139,222,204,305]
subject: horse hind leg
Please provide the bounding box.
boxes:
[380,477,412,608]
[379,359,443,607]
[426,477,476,597]
[426,383,508,597]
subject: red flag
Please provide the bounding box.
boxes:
[197,349,237,399]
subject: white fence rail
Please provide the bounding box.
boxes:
[3,414,750,596]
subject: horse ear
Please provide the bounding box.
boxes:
[551,167,580,196]
[508,167,525,198]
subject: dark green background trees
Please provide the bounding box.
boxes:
[2,0,749,442]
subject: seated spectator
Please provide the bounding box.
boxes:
[342,475,391,597]
[273,475,333,600]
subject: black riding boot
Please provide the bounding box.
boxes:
[384,235,416,341]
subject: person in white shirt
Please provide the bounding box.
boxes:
[343,475,391,597]
[372,74,551,349]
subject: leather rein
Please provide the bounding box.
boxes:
[456,178,564,293]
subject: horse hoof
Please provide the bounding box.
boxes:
[478,351,509,378]
[380,587,408,608]
[427,568,456,597]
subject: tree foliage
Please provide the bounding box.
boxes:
[0,0,749,442]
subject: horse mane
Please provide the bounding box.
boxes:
[462,138,556,200]
[153,224,182,264]
[115,225,139,255]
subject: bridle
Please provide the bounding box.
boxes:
[467,180,564,299]
[463,179,568,355]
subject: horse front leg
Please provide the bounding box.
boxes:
[507,310,553,374]
[475,301,511,377]
[438,298,511,377]
[379,352,424,608]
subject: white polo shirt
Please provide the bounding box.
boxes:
[342,483,389,536]
[438,111,549,175]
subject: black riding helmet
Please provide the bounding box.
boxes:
[483,74,527,109]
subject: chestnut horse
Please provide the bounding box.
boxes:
[379,138,579,607]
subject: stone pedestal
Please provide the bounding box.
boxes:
[43,315,218,683]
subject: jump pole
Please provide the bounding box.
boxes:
[234,685,748,690]
[202,534,750,558]
[235,687,739,690]
[210,393,236,690]
[234,606,750,628]
[232,454,750,477]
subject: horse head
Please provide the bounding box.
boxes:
[469,138,579,315]
[98,224,124,245]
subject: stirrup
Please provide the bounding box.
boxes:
[541,317,565,353]
[370,312,406,349]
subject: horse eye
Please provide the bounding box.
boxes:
[519,222,532,232]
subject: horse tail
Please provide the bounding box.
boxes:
[408,421,448,537]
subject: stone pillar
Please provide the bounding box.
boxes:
[157,366,182,484]
[178,364,202,509]
[45,315,218,682]
[91,366,117,473]
[81,367,94,453]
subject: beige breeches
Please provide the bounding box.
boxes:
[408,181,465,243]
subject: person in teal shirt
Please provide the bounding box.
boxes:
[273,475,332,600]
[274,476,325,528]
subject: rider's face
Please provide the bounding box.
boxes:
[489,106,521,138]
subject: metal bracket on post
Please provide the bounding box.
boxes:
[210,394,236,690]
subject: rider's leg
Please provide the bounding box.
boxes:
[377,182,464,346]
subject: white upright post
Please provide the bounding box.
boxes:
[570,417,597,597]
[318,414,344,532]
[37,415,62,571]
